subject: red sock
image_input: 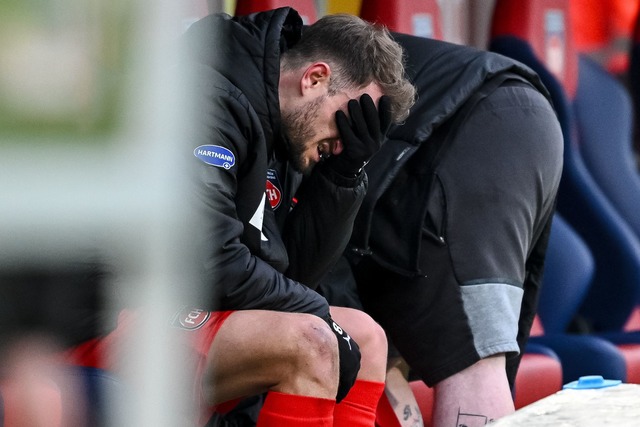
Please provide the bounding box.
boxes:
[256,391,334,426]
[333,380,385,427]
[375,390,402,427]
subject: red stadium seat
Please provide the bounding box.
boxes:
[622,308,640,382]
[514,349,563,409]
[408,380,434,426]
[235,0,318,24]
[490,0,579,98]
[514,316,563,408]
[624,306,640,332]
[570,0,640,75]
[360,0,443,40]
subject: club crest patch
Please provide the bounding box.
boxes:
[266,169,282,210]
[194,145,236,169]
[171,307,210,330]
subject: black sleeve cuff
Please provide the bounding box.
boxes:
[319,165,364,188]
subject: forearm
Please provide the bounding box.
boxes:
[283,170,367,288]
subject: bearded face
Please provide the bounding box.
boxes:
[280,95,326,175]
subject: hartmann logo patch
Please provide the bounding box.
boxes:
[194,145,236,169]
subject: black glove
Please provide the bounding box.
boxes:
[326,93,392,178]
[323,315,361,402]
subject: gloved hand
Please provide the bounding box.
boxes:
[326,93,392,178]
[323,315,361,402]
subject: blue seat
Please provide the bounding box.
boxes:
[572,55,639,237]
[570,54,640,344]
[632,13,640,137]
[489,0,635,382]
[531,214,627,383]
[630,4,640,209]
[490,0,640,335]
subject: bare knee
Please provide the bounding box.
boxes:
[277,314,339,398]
[202,311,339,403]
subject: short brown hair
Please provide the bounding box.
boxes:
[281,14,416,123]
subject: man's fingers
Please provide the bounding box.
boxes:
[358,93,381,137]
[377,95,392,134]
[347,98,369,137]
[335,110,357,142]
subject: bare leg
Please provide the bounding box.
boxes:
[202,310,339,405]
[432,354,514,427]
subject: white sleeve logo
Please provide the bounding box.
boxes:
[248,193,268,241]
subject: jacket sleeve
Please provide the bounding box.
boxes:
[282,167,368,289]
[188,66,330,318]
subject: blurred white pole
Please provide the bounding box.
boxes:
[0,0,205,425]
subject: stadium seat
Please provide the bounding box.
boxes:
[570,0,639,75]
[573,57,640,378]
[530,214,627,383]
[630,6,640,174]
[571,49,640,268]
[359,0,443,39]
[235,0,318,24]
[408,380,434,426]
[513,342,563,409]
[489,1,640,385]
[490,0,579,97]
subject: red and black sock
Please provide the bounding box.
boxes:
[333,380,385,427]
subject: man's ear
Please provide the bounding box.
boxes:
[300,62,331,95]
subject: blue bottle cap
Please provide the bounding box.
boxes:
[563,375,622,390]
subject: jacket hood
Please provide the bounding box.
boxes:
[389,33,550,145]
[182,8,303,155]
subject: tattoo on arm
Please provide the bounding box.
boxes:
[403,404,423,427]
[403,404,412,420]
[387,390,423,427]
[387,390,400,408]
[455,407,494,426]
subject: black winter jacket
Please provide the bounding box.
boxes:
[182,8,367,318]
